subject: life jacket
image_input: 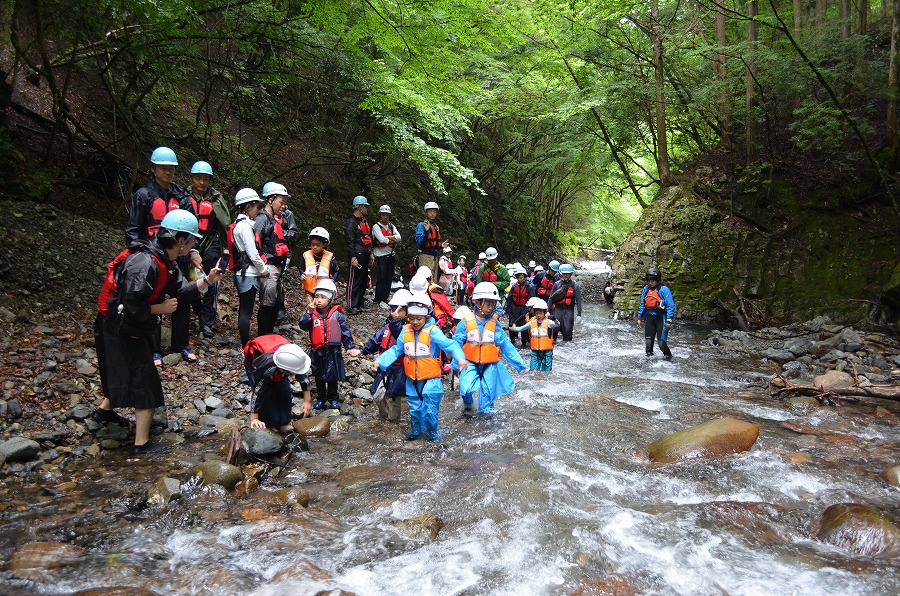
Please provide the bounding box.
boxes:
[375,223,396,248]
[530,319,554,351]
[310,305,344,349]
[482,266,499,283]
[557,284,576,308]
[227,217,266,272]
[402,324,442,380]
[243,334,290,364]
[97,249,170,315]
[421,222,441,250]
[258,210,289,261]
[302,250,333,294]
[537,273,554,298]
[511,283,530,307]
[356,217,373,248]
[644,288,662,310]
[147,196,183,237]
[195,198,214,234]
[379,324,404,367]
[457,267,468,285]
[428,282,451,327]
[462,314,500,364]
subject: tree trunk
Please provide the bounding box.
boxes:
[651,0,671,185]
[840,0,851,38]
[889,0,900,160]
[859,0,868,34]
[715,3,732,146]
[816,0,828,34]
[793,0,803,32]
[746,0,759,164]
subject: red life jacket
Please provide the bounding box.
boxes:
[147,196,182,237]
[557,285,575,308]
[482,266,499,283]
[273,215,290,258]
[537,274,554,298]
[243,334,290,363]
[421,222,441,250]
[511,283,530,307]
[97,249,170,315]
[644,289,662,310]
[196,199,214,234]
[310,305,344,349]
[357,218,373,248]
[227,218,266,272]
[375,223,396,248]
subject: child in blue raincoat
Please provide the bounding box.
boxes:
[453,282,527,414]
[377,291,467,441]
[361,289,411,421]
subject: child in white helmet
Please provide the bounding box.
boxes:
[300,227,339,306]
[298,279,361,409]
[453,282,526,414]
[509,298,558,371]
[360,289,411,421]
[243,338,312,432]
[377,292,468,441]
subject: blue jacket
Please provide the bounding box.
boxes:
[637,284,675,319]
[452,316,526,399]
[377,324,466,397]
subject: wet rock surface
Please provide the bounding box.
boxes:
[814,503,900,558]
[644,418,760,464]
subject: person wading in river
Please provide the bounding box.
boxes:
[636,266,675,360]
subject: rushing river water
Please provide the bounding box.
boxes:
[2,294,899,595]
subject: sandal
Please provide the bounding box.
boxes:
[153,353,163,367]
[180,349,198,363]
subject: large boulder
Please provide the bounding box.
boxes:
[645,418,760,464]
[813,370,854,390]
[9,541,88,579]
[194,461,244,490]
[293,415,330,437]
[814,503,900,558]
[242,428,283,456]
[0,437,41,462]
[881,465,900,488]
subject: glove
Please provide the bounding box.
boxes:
[575,316,582,325]
[666,318,673,325]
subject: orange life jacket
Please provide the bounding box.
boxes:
[375,223,396,248]
[511,283,530,307]
[147,196,182,237]
[196,198,214,234]
[402,324,443,380]
[530,319,554,351]
[537,274,554,298]
[310,305,344,349]
[421,222,441,250]
[462,314,500,363]
[243,334,289,363]
[557,285,576,308]
[97,249,170,315]
[226,217,266,272]
[302,250,333,294]
[644,288,662,310]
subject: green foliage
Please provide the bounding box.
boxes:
[788,103,844,152]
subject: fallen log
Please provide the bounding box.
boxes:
[769,375,900,403]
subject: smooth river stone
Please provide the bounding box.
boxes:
[645,418,760,463]
[815,503,900,558]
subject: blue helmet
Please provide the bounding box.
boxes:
[548,260,560,272]
[191,161,213,176]
[559,263,574,274]
[150,146,178,166]
[263,182,289,198]
[160,209,201,238]
[352,195,369,207]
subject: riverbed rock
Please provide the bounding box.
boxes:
[242,428,283,456]
[195,461,244,490]
[881,465,900,488]
[814,503,900,558]
[9,541,88,579]
[783,395,820,416]
[293,415,330,437]
[645,418,760,464]
[764,348,796,364]
[157,476,182,503]
[813,370,854,390]
[199,414,228,427]
[71,588,157,596]
[256,486,311,509]
[0,437,41,462]
[393,514,445,540]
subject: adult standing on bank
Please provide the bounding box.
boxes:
[343,195,374,314]
[415,201,448,281]
[373,204,401,309]
[255,183,291,336]
[636,267,675,360]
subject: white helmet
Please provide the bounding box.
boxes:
[484,247,498,260]
[388,289,412,307]
[472,282,500,301]
[263,182,289,198]
[514,262,523,270]
[452,305,472,320]
[531,298,548,311]
[534,265,544,272]
[314,279,337,298]
[424,201,440,211]
[478,252,486,260]
[416,265,433,279]
[528,260,536,268]
[379,205,392,214]
[273,344,311,375]
[525,297,538,308]
[235,187,261,207]
[409,275,429,293]
[442,246,453,253]
[406,291,432,315]
[309,227,330,242]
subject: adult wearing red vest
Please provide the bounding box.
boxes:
[415,201,449,282]
[343,195,374,314]
[94,210,223,454]
[255,183,291,336]
[372,204,401,309]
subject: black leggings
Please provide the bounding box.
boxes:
[315,377,339,402]
[644,314,672,357]
[238,288,257,347]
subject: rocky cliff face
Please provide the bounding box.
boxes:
[611,182,899,327]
